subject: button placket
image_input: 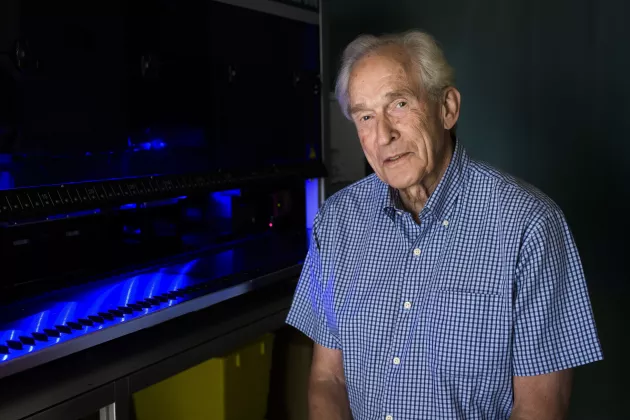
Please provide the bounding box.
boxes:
[388,230,426,382]
[386,211,432,415]
[386,209,457,420]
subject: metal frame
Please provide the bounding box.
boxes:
[0,264,301,380]
[23,385,115,420]
[0,160,326,224]
[0,3,321,419]
[319,0,331,202]
[212,0,318,24]
[210,0,326,202]
[0,279,296,420]
[99,404,116,420]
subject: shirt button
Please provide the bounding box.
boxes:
[393,357,401,365]
[413,248,421,256]
[403,301,412,310]
[386,416,393,420]
[396,211,402,216]
[442,220,449,227]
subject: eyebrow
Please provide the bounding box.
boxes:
[349,103,369,115]
[349,89,416,115]
[385,88,416,100]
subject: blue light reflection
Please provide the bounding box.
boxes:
[210,189,240,219]
[305,178,319,230]
[0,228,310,367]
[0,270,201,365]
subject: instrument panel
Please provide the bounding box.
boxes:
[0,231,306,379]
[0,161,325,222]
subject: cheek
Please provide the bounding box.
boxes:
[357,128,375,152]
[358,134,382,167]
[410,108,430,131]
[406,109,435,143]
[359,135,374,157]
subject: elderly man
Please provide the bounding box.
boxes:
[286,30,602,420]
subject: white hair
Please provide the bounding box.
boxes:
[335,30,455,120]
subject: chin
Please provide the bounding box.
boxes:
[385,178,419,190]
[375,155,426,190]
[380,170,421,190]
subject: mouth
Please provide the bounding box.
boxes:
[383,152,411,165]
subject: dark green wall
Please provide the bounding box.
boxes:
[328,0,629,288]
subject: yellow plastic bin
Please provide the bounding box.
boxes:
[133,334,274,420]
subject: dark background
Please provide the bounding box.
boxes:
[0,0,320,183]
[325,0,628,418]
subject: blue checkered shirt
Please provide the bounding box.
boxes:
[286,140,603,420]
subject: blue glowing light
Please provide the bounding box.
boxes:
[161,249,236,282]
[45,209,101,221]
[127,127,167,151]
[122,226,142,235]
[0,198,312,368]
[185,207,202,220]
[134,139,167,152]
[151,139,166,149]
[210,189,241,219]
[0,172,14,190]
[305,178,319,230]
[119,196,187,212]
[0,269,203,365]
[0,240,282,367]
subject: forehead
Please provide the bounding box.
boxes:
[348,46,416,100]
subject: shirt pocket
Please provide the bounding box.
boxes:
[424,290,509,377]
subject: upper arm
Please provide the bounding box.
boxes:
[513,369,573,419]
[310,343,345,385]
[286,210,342,350]
[513,207,602,376]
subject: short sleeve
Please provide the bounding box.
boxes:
[513,208,603,376]
[286,227,341,349]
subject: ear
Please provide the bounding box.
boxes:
[441,87,461,130]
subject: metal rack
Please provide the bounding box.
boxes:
[0,0,328,418]
[0,161,325,223]
[0,276,298,420]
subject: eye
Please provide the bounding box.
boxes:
[361,115,371,122]
[396,101,407,108]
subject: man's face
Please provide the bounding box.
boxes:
[348,46,447,190]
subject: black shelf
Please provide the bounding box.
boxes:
[0,160,326,223]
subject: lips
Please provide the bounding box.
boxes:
[384,152,410,165]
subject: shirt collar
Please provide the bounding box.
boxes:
[379,138,468,221]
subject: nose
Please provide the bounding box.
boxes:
[376,116,400,146]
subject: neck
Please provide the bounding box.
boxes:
[398,134,454,219]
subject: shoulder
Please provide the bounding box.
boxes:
[311,174,381,244]
[325,174,381,209]
[315,174,381,224]
[465,159,568,234]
